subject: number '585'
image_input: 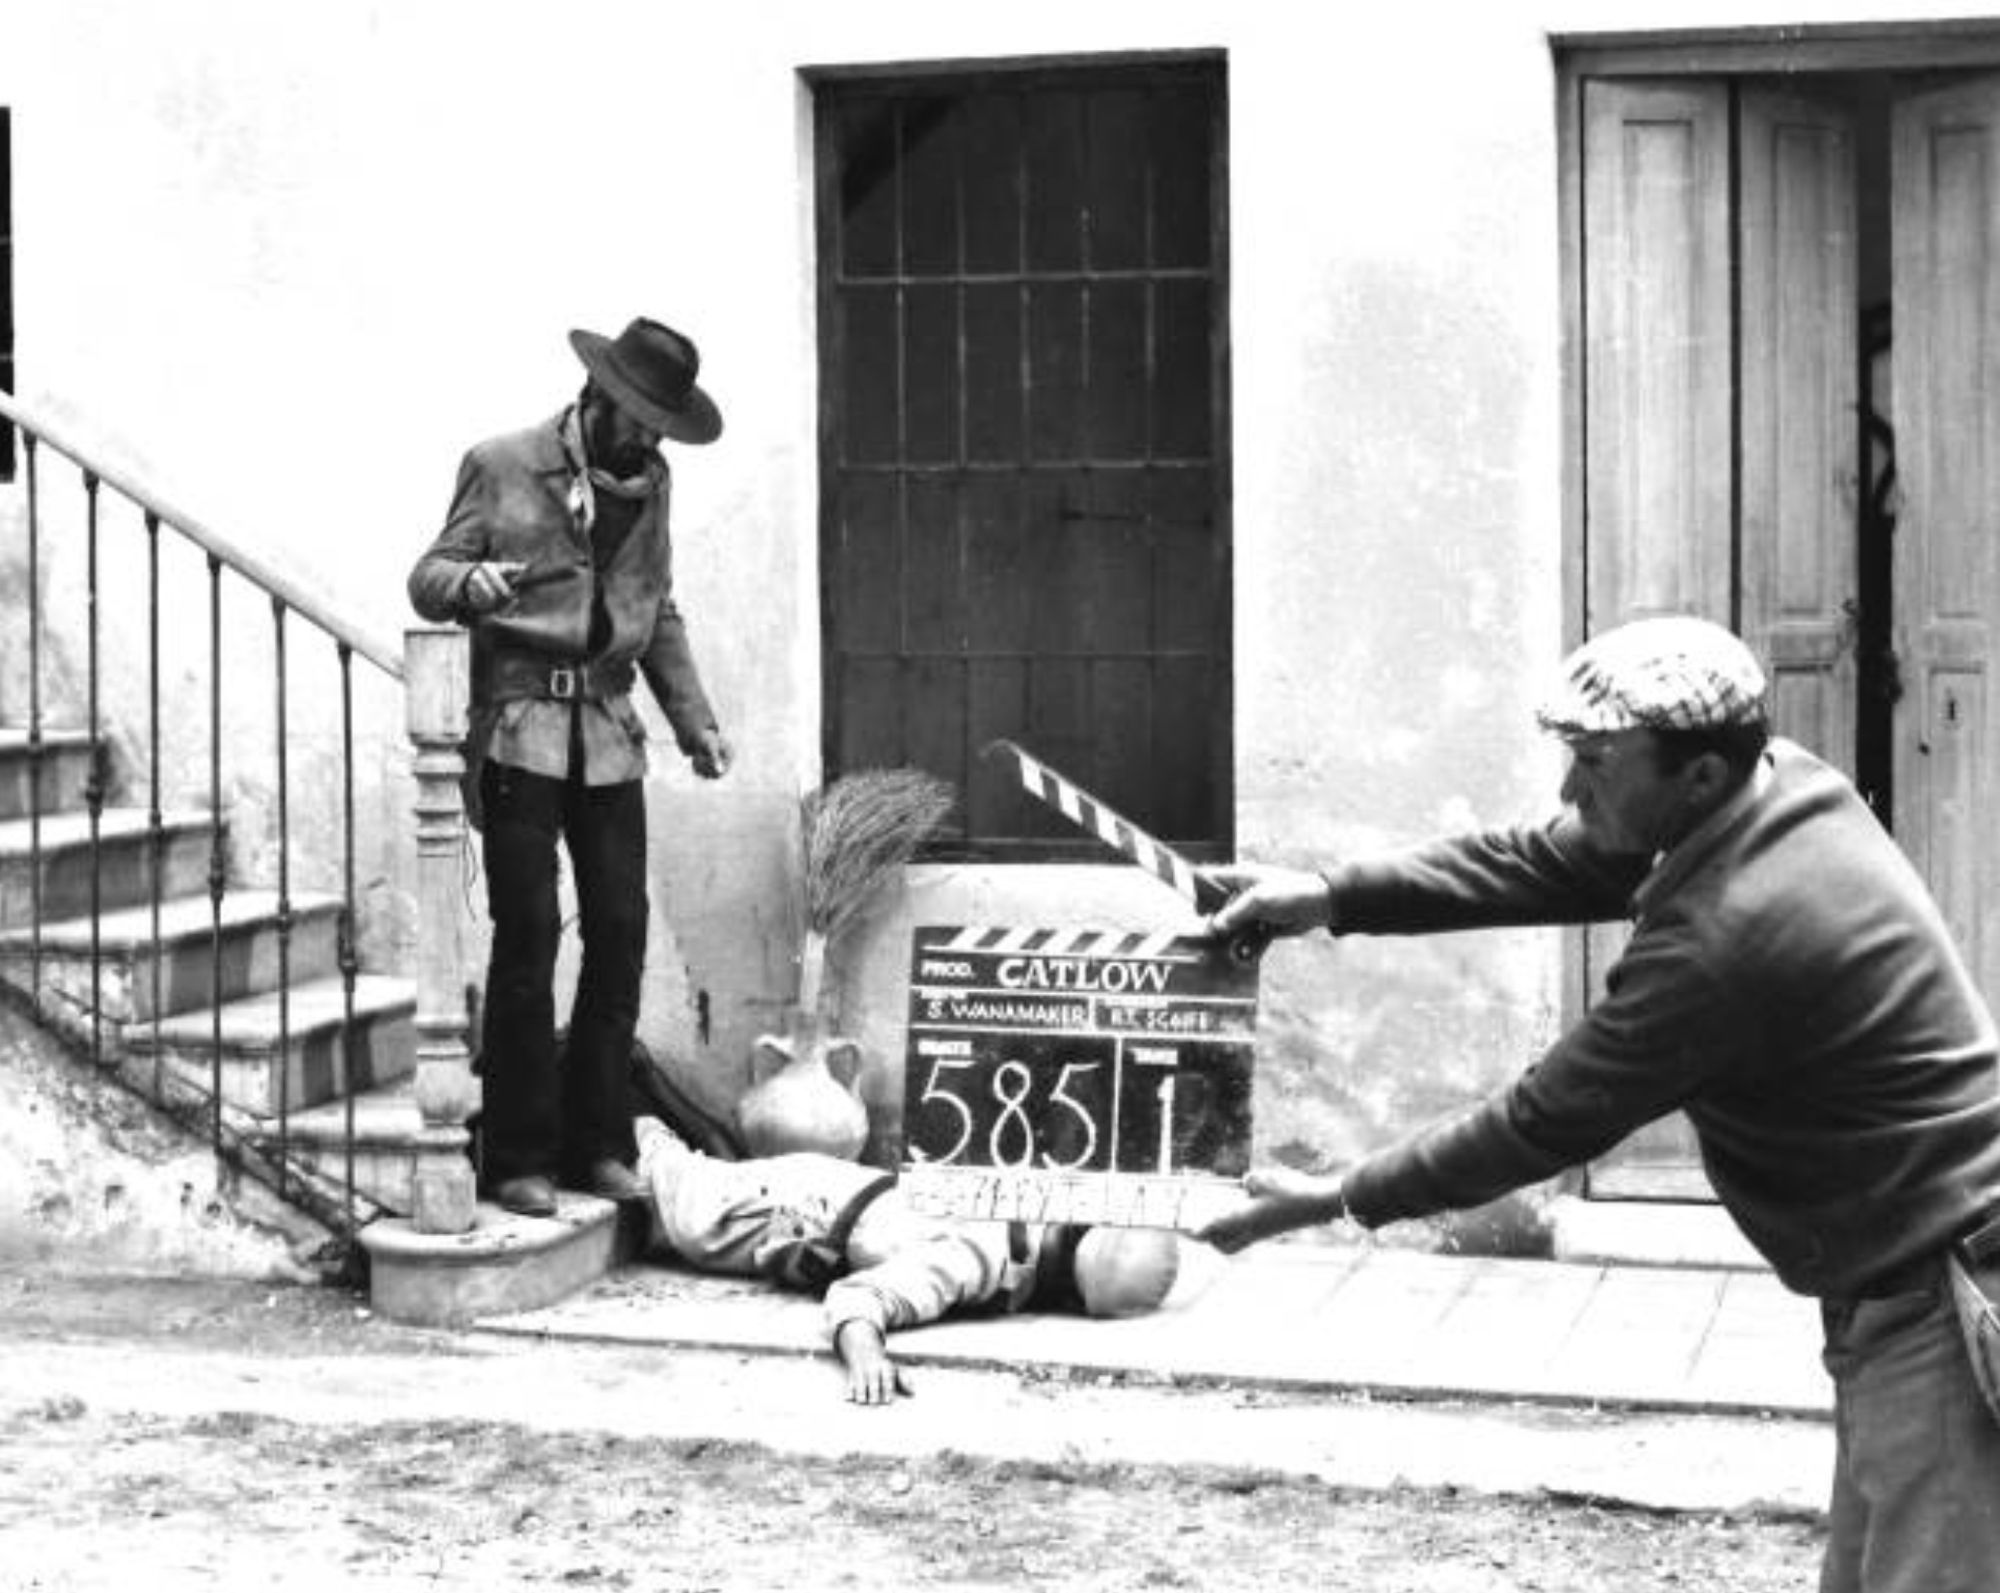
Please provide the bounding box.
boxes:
[910,1058,1101,1171]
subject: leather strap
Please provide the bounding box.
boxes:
[487,652,635,704]
[824,1173,901,1264]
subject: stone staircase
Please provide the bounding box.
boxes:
[0,390,647,1327]
[0,721,423,1233]
[0,720,653,1329]
[0,714,645,1323]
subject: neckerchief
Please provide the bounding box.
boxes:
[559,404,662,534]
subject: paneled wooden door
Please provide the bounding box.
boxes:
[1578,79,1861,1198]
[1890,75,2000,1003]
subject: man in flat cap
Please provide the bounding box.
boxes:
[1198,615,2000,1592]
[409,319,733,1218]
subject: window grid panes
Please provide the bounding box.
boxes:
[816,60,1231,859]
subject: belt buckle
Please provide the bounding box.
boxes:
[548,665,578,701]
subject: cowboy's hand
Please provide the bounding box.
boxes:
[1202,863,1337,942]
[461,560,526,615]
[1194,1165,1348,1255]
[835,1320,913,1406]
[689,728,733,780]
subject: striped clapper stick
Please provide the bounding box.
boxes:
[985,738,1219,912]
[984,738,1267,960]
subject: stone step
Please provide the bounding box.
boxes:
[364,1195,647,1327]
[0,889,345,1024]
[0,806,218,929]
[0,727,96,823]
[272,1078,487,1217]
[124,972,416,1119]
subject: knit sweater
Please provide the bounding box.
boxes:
[1332,739,2000,1298]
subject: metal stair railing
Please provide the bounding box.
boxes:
[0,388,477,1271]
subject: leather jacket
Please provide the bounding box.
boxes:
[407,410,719,803]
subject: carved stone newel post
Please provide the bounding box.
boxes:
[405,624,480,1233]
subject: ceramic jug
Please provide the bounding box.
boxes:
[735,1009,870,1160]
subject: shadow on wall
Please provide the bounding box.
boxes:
[1249,932,1559,1260]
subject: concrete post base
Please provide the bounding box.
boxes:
[361,1192,648,1326]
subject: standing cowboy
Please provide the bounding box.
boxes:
[409,318,733,1217]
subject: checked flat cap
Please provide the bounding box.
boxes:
[1536,616,1768,738]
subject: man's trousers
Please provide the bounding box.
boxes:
[477,758,646,1187]
[1818,1269,2000,1593]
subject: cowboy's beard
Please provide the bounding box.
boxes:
[601,442,654,477]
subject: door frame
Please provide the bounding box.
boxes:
[1551,20,2000,1200]
[1555,18,2000,665]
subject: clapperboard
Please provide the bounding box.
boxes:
[898,741,1262,1231]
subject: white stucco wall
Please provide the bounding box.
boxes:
[0,0,1990,1245]
[0,998,318,1275]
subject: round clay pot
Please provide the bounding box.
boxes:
[735,1010,870,1160]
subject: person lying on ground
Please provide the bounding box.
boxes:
[634,1115,1182,1405]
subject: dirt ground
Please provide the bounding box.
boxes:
[0,1275,1824,1592]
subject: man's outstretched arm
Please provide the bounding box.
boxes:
[821,1229,1014,1405]
[1195,1166,1348,1253]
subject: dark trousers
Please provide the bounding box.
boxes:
[478,758,646,1186]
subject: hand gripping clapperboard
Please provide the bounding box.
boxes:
[898,740,1265,1232]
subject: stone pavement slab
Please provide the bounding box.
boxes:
[0,1261,1834,1519]
[479,1243,1832,1419]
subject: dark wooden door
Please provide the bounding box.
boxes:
[815,63,1232,858]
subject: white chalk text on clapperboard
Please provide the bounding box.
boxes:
[901,928,1256,1224]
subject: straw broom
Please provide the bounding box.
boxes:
[795,767,955,1019]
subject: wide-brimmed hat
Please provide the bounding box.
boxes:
[568,318,723,445]
[1536,615,1768,739]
